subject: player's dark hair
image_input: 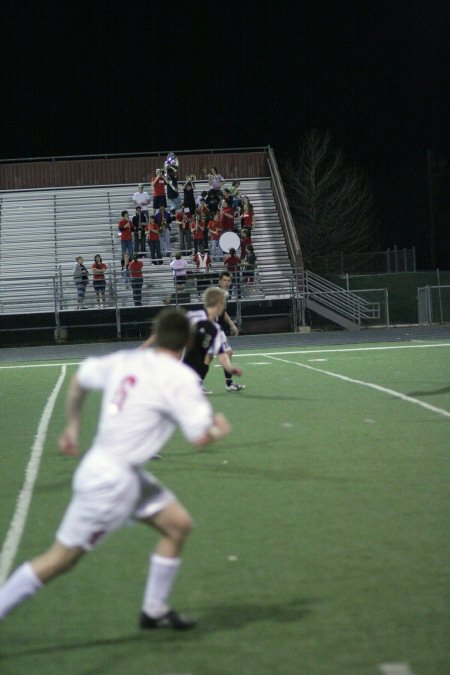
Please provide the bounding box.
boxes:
[153,308,191,351]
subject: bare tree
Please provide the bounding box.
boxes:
[284,130,378,271]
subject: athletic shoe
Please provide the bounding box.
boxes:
[140,609,197,630]
[226,383,246,392]
[202,387,213,395]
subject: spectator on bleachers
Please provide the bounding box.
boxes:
[240,201,255,233]
[132,183,150,218]
[206,189,220,217]
[73,256,89,309]
[208,166,225,192]
[154,204,172,258]
[118,210,133,258]
[132,206,147,256]
[241,244,257,289]
[196,198,211,249]
[240,196,255,232]
[228,180,241,212]
[129,253,144,306]
[196,190,208,208]
[208,211,222,261]
[91,254,107,307]
[219,198,235,232]
[181,175,196,214]
[170,252,189,285]
[223,247,241,299]
[146,215,163,265]
[165,167,181,213]
[240,228,252,259]
[193,245,212,295]
[176,207,193,255]
[192,202,207,255]
[151,170,167,211]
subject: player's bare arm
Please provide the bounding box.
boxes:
[193,413,231,447]
[218,351,243,377]
[58,374,88,456]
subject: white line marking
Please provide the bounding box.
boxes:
[379,663,415,675]
[0,341,449,369]
[0,365,67,583]
[265,355,450,419]
[233,342,450,358]
[0,362,80,370]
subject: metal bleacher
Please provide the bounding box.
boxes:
[0,178,294,314]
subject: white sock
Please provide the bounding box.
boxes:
[142,554,181,618]
[0,562,42,620]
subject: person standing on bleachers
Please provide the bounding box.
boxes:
[151,170,167,211]
[132,206,148,256]
[118,210,133,258]
[73,256,89,309]
[132,184,150,219]
[146,215,163,265]
[154,205,172,258]
[129,254,144,306]
[91,255,107,307]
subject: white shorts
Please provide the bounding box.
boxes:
[56,454,176,551]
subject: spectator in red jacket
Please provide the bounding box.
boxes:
[118,210,133,258]
[223,247,241,299]
[129,253,144,306]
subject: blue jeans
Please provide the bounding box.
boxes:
[121,239,133,257]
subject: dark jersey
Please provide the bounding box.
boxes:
[183,309,224,377]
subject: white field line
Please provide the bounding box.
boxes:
[0,362,80,370]
[379,663,415,675]
[237,343,450,358]
[265,355,450,419]
[0,365,67,583]
[0,341,449,370]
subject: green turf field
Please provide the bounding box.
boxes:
[0,342,449,675]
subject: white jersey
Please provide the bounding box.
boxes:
[77,348,213,467]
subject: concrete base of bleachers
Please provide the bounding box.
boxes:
[0,297,299,347]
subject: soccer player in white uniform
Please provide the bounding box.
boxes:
[0,309,230,630]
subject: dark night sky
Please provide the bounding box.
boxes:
[1,0,449,266]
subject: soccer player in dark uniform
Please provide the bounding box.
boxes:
[217,272,246,392]
[183,287,243,394]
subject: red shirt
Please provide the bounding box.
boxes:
[91,262,107,280]
[208,220,222,241]
[224,254,241,272]
[220,207,235,232]
[147,221,160,241]
[118,218,132,241]
[129,259,144,278]
[242,212,253,228]
[193,252,211,271]
[191,219,205,241]
[241,235,252,258]
[152,176,166,196]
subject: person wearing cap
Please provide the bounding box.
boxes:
[132,184,150,217]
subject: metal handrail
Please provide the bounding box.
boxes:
[0,146,270,165]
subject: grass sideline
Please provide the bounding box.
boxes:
[0,342,449,674]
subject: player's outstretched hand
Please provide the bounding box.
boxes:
[231,367,243,377]
[212,412,231,438]
[58,426,79,456]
